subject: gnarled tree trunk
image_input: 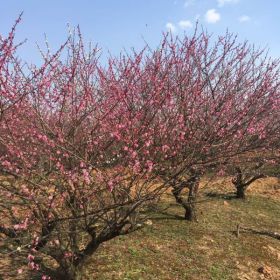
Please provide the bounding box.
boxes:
[232,166,265,199]
[171,169,201,221]
[236,184,246,199]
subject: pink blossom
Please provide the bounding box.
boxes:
[146,160,154,173]
[27,254,35,262]
[108,180,114,192]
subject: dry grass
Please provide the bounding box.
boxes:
[1,176,280,279]
[81,177,280,280]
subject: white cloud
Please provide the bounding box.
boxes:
[238,15,251,23]
[178,20,193,29]
[166,22,177,33]
[217,0,239,7]
[184,0,195,8]
[205,9,221,24]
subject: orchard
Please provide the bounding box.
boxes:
[0,18,280,280]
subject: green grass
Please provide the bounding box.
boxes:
[82,191,280,279]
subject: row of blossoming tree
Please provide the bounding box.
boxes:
[0,19,280,279]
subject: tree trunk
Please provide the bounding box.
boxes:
[232,165,266,199]
[184,179,199,221]
[184,203,196,221]
[171,169,200,221]
[49,265,85,280]
[232,166,246,199]
[236,184,246,199]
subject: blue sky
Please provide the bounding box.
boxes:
[0,0,279,64]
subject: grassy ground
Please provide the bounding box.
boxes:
[82,177,280,280]
[1,176,279,279]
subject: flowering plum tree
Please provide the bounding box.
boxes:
[98,31,280,220]
[0,27,167,279]
[0,14,25,121]
[1,19,280,279]
[139,31,280,220]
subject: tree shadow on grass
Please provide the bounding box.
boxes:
[205,191,237,200]
[149,207,186,220]
[152,214,185,221]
